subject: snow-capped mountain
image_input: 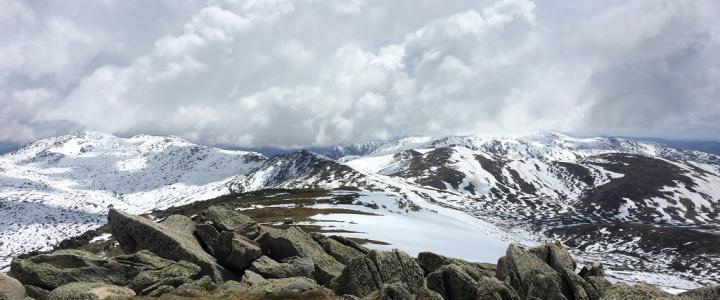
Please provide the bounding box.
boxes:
[1,131,719,289]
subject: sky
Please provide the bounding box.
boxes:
[1,0,719,148]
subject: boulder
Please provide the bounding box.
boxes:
[256,226,344,284]
[375,282,413,300]
[47,282,135,300]
[418,252,495,280]
[128,260,199,292]
[195,224,262,272]
[601,283,678,300]
[496,244,567,300]
[9,250,129,290]
[107,209,232,282]
[579,261,604,278]
[175,275,217,293]
[0,273,25,300]
[200,206,261,239]
[476,277,521,300]
[311,233,368,264]
[426,264,480,300]
[331,249,425,297]
[239,270,267,287]
[24,285,50,300]
[249,255,314,279]
[246,277,334,299]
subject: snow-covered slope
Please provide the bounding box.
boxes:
[1,131,719,290]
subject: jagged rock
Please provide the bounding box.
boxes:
[600,283,678,299]
[107,209,231,282]
[311,233,368,264]
[579,261,604,277]
[24,285,49,300]
[426,264,479,300]
[679,285,720,299]
[331,249,425,297]
[47,282,135,300]
[249,255,314,279]
[239,270,267,287]
[256,226,344,284]
[195,224,262,272]
[128,260,200,293]
[0,273,25,300]
[246,276,334,299]
[146,285,175,297]
[376,282,413,300]
[201,206,261,239]
[476,277,521,300]
[9,250,129,290]
[418,252,495,280]
[528,241,576,272]
[112,250,175,273]
[175,275,216,293]
[496,244,567,300]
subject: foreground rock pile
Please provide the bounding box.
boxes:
[2,206,719,300]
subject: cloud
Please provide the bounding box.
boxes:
[0,0,718,147]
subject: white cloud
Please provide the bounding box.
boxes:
[1,0,719,147]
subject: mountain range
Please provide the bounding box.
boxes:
[1,131,719,292]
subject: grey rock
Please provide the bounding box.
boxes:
[426,264,480,300]
[24,285,49,300]
[146,285,175,297]
[476,277,521,300]
[418,251,495,280]
[176,275,217,292]
[496,244,567,300]
[249,255,314,279]
[331,249,425,297]
[257,226,344,284]
[201,206,261,239]
[579,261,605,278]
[195,224,262,272]
[239,270,267,287]
[128,260,200,293]
[246,276,334,299]
[47,282,135,300]
[311,233,368,264]
[9,250,128,290]
[107,209,232,282]
[0,273,25,300]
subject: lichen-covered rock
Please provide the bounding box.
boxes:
[249,255,314,279]
[257,226,344,284]
[24,285,49,300]
[195,224,262,272]
[107,209,231,282]
[476,277,521,300]
[0,273,25,300]
[246,276,334,299]
[679,285,720,300]
[496,244,567,300]
[331,249,425,297]
[47,282,135,300]
[528,241,576,272]
[201,206,261,239]
[600,283,678,300]
[239,270,267,288]
[9,250,129,290]
[418,252,495,280]
[579,261,604,278]
[311,233,368,264]
[128,260,200,293]
[426,264,480,300]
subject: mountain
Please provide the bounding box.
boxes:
[1,131,719,291]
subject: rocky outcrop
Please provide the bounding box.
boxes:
[249,255,314,279]
[330,249,425,297]
[107,209,231,282]
[418,251,495,280]
[0,273,25,300]
[199,206,261,239]
[257,226,344,284]
[7,207,720,300]
[47,282,135,300]
[9,250,131,290]
[195,223,262,272]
